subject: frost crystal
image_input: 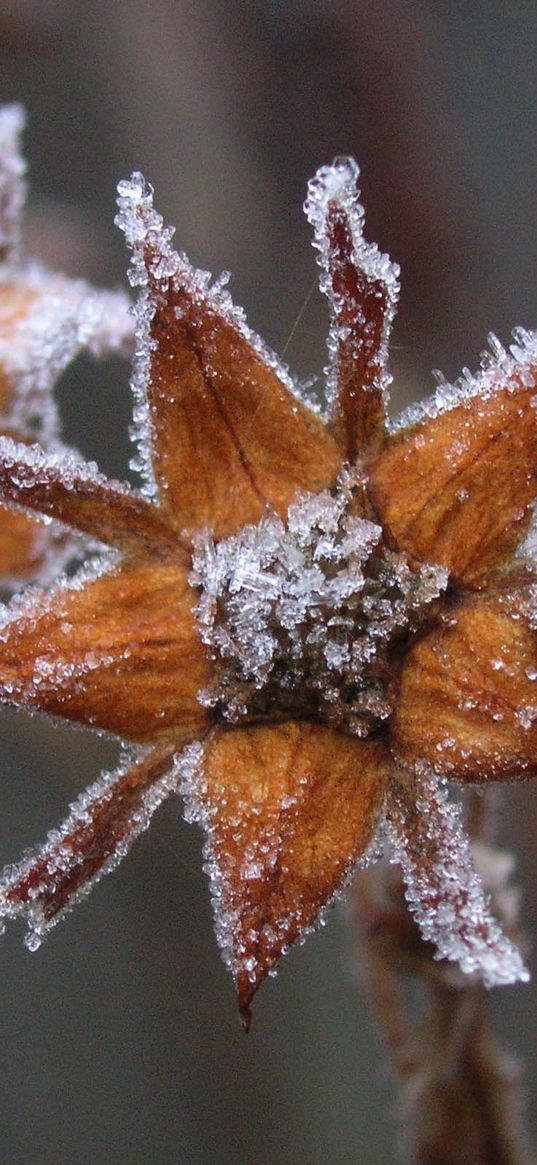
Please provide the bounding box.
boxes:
[392,326,537,433]
[192,475,447,733]
[0,272,134,441]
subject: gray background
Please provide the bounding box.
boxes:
[0,3,536,1162]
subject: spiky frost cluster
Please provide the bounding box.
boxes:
[192,477,448,733]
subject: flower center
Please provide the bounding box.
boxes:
[191,479,447,736]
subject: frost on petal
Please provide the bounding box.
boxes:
[192,477,447,736]
[0,496,75,589]
[305,157,399,457]
[178,721,387,1026]
[0,273,133,441]
[392,582,537,782]
[0,434,184,559]
[0,745,178,947]
[385,768,529,987]
[0,558,210,743]
[0,104,26,264]
[115,173,341,536]
[368,332,537,587]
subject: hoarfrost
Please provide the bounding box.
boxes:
[192,474,447,733]
[391,327,537,433]
[0,432,134,501]
[0,269,133,441]
[385,768,528,987]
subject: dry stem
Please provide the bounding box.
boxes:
[353,790,536,1165]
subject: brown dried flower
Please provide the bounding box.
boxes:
[0,155,536,1026]
[0,104,133,585]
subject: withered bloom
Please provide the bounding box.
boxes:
[0,155,536,1027]
[0,104,133,585]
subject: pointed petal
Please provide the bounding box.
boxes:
[115,174,341,539]
[392,582,537,781]
[385,768,528,986]
[0,745,179,945]
[367,337,537,587]
[0,435,185,559]
[0,505,38,577]
[0,559,210,743]
[0,503,70,584]
[179,721,388,1025]
[305,158,399,457]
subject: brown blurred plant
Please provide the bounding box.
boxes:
[0,104,133,585]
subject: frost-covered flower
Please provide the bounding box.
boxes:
[0,158,536,1026]
[0,104,133,585]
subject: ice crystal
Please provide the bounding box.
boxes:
[392,326,537,433]
[192,474,447,733]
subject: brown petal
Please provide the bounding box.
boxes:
[0,559,210,743]
[116,175,341,540]
[184,721,388,1026]
[367,365,537,587]
[0,503,52,581]
[305,158,399,458]
[385,767,528,985]
[0,745,178,944]
[0,436,184,560]
[150,273,342,538]
[392,585,537,780]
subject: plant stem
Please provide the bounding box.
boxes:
[353,790,536,1165]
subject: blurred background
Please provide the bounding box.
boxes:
[0,2,536,1162]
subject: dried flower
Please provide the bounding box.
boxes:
[0,153,536,1026]
[0,104,133,585]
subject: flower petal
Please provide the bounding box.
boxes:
[0,504,57,581]
[0,559,210,743]
[0,745,179,946]
[392,583,537,780]
[179,721,388,1026]
[305,158,399,457]
[116,174,341,539]
[0,435,184,559]
[385,768,528,986]
[367,347,537,587]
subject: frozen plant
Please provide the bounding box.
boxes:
[0,133,534,1093]
[0,104,134,585]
